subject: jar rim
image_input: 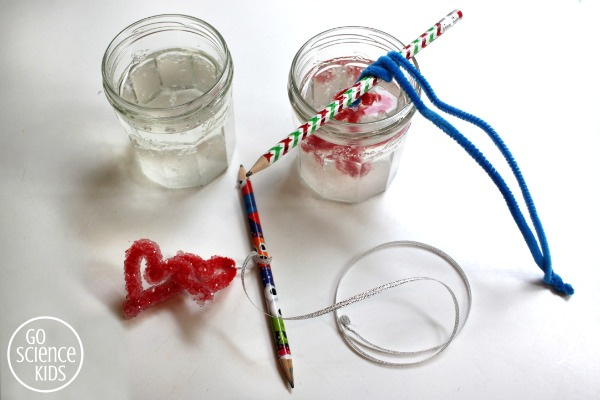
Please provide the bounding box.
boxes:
[101,14,232,116]
[288,25,421,137]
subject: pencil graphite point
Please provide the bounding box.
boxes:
[279,358,294,389]
[247,155,269,177]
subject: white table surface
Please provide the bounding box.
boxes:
[2,1,599,399]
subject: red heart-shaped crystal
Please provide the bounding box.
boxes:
[123,239,236,319]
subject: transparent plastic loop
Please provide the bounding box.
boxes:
[240,241,471,366]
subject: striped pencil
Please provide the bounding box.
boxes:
[238,165,294,388]
[246,9,463,177]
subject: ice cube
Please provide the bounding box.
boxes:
[157,51,194,89]
[129,58,162,104]
[192,54,218,93]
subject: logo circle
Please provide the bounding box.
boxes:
[7,316,84,393]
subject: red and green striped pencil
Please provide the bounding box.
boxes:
[247,10,463,177]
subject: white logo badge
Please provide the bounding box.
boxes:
[7,316,84,393]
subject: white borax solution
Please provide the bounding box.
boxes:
[297,57,410,202]
[118,48,235,189]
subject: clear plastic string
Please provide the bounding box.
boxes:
[239,240,471,365]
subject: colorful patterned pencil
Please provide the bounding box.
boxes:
[238,165,294,388]
[246,9,463,177]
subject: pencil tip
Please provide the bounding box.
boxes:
[290,382,294,389]
[238,165,247,186]
[245,171,253,177]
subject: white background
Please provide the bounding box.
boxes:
[1,1,599,399]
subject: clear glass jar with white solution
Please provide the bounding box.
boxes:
[102,15,235,189]
[288,26,420,203]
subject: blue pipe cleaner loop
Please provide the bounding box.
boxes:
[357,52,573,295]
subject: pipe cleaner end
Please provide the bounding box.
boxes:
[544,271,574,296]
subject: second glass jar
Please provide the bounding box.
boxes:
[102,15,235,189]
[288,26,420,203]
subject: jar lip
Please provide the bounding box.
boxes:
[101,14,232,115]
[289,25,421,131]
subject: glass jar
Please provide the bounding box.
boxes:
[102,15,235,189]
[288,26,420,202]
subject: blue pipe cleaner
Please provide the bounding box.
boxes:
[358,52,573,295]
